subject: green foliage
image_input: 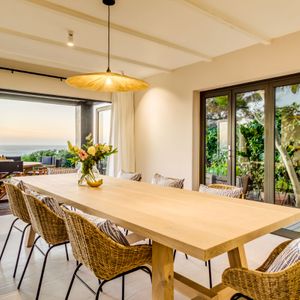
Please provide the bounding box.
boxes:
[22,149,75,168]
[206,151,228,177]
[238,120,264,162]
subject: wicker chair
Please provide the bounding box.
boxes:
[208,184,244,198]
[0,183,31,278]
[63,208,152,300]
[223,240,300,300]
[18,192,69,300]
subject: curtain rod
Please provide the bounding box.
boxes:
[0,66,66,81]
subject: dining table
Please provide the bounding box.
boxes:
[17,173,300,300]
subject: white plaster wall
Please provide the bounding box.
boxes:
[135,31,300,189]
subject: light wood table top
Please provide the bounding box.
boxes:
[19,173,300,261]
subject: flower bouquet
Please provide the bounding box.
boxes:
[68,134,117,187]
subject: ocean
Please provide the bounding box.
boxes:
[0,145,67,156]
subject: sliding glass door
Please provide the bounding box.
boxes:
[274,84,300,207]
[205,95,230,185]
[235,90,265,201]
[201,74,300,207]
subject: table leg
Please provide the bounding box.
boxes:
[25,226,35,248]
[227,245,248,268]
[152,241,174,300]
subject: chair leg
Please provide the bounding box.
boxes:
[0,217,19,261]
[13,223,31,278]
[185,254,188,260]
[18,236,41,289]
[208,260,213,289]
[96,280,108,300]
[122,275,125,300]
[36,243,66,300]
[65,243,69,261]
[173,249,177,261]
[231,293,253,300]
[65,263,82,300]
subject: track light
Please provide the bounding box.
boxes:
[67,30,74,47]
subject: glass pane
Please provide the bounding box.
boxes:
[236,90,265,201]
[97,108,111,144]
[275,84,300,207]
[205,96,229,185]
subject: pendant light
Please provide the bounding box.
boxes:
[66,0,149,92]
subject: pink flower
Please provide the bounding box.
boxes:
[78,149,88,161]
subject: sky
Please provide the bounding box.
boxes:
[0,99,76,145]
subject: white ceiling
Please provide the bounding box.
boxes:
[1,0,300,78]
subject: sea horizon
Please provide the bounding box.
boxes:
[0,144,67,156]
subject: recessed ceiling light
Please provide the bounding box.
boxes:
[67,30,74,47]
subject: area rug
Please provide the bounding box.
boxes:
[0,200,11,216]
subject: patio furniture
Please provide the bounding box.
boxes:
[6,156,22,162]
[23,162,46,176]
[0,182,31,278]
[0,161,24,178]
[222,240,300,300]
[63,208,152,300]
[41,156,53,165]
[0,161,24,199]
[18,192,69,300]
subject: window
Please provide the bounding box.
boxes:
[0,98,76,156]
[94,104,112,174]
[95,105,112,144]
[201,73,300,209]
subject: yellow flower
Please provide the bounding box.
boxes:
[87,146,96,156]
[103,145,111,153]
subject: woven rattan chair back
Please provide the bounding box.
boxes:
[4,183,30,224]
[63,208,152,281]
[23,193,68,245]
[223,240,300,300]
[208,183,244,198]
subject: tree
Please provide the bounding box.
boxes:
[237,88,300,207]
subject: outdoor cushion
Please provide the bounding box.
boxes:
[151,173,184,189]
[199,184,242,198]
[28,190,64,218]
[267,238,300,272]
[117,170,142,181]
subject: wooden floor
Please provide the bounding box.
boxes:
[0,214,288,300]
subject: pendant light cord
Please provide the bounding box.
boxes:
[107,5,111,72]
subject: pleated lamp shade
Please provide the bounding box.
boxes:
[66,71,149,93]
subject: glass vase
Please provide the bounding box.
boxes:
[77,163,103,187]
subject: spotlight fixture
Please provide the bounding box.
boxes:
[67,30,74,47]
[66,0,149,93]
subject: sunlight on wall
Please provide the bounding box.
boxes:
[0,99,76,145]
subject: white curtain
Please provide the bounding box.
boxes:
[108,92,136,176]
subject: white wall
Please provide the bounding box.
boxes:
[0,69,110,101]
[135,31,300,189]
